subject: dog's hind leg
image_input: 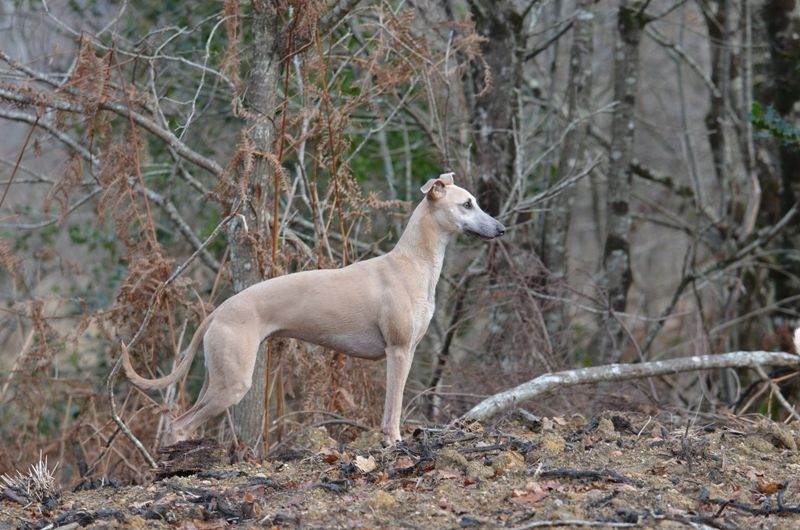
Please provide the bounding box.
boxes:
[168,323,263,443]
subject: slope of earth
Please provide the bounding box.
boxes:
[2,411,800,529]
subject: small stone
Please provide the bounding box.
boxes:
[465,461,494,481]
[367,490,398,511]
[649,422,665,438]
[541,433,566,455]
[596,418,617,440]
[491,451,525,473]
[757,420,797,451]
[294,426,337,453]
[745,434,777,454]
[569,414,587,431]
[436,449,469,471]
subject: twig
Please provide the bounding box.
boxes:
[0,114,39,210]
[753,365,800,423]
[703,496,800,516]
[463,350,800,421]
[506,158,600,216]
[2,487,29,505]
[538,467,643,487]
[511,520,637,529]
[642,203,799,354]
[524,20,575,62]
[0,86,223,177]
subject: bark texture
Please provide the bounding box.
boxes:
[468,0,524,216]
[760,0,800,287]
[540,0,595,350]
[228,2,281,455]
[702,0,731,213]
[598,0,646,363]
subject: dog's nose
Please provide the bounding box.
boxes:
[495,222,506,237]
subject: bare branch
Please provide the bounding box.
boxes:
[463,350,800,421]
[645,25,720,98]
[0,87,223,177]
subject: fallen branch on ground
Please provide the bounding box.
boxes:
[537,467,643,487]
[462,351,800,421]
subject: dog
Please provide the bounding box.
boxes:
[122,173,505,446]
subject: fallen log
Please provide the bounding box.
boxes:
[462,351,800,421]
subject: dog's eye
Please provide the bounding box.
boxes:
[463,200,472,209]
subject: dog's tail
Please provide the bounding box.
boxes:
[121,312,215,390]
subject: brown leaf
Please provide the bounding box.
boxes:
[757,481,785,495]
[552,416,567,426]
[510,486,549,504]
[427,468,461,480]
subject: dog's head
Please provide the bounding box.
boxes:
[421,172,505,240]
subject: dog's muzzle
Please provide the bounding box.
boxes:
[466,220,506,240]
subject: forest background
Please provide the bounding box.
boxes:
[1,0,799,484]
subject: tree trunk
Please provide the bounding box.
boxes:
[468,1,524,216]
[540,0,595,353]
[597,0,645,364]
[761,0,800,267]
[702,0,731,216]
[228,1,281,455]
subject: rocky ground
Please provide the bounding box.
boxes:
[2,410,800,529]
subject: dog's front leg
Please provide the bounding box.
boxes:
[381,344,413,446]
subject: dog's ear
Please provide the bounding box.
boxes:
[438,172,455,186]
[420,172,454,201]
[421,178,447,201]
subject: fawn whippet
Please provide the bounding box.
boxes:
[123,173,505,446]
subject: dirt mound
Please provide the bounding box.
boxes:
[2,411,800,529]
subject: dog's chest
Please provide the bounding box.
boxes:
[294,326,387,359]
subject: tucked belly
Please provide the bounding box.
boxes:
[278,327,387,359]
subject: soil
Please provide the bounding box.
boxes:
[2,410,800,529]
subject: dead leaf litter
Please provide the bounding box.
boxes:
[2,411,800,529]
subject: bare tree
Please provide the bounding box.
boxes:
[597,0,648,363]
[540,0,595,352]
[227,1,282,455]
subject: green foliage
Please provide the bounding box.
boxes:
[348,128,442,198]
[749,102,800,146]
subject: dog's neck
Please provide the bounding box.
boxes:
[392,199,451,297]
